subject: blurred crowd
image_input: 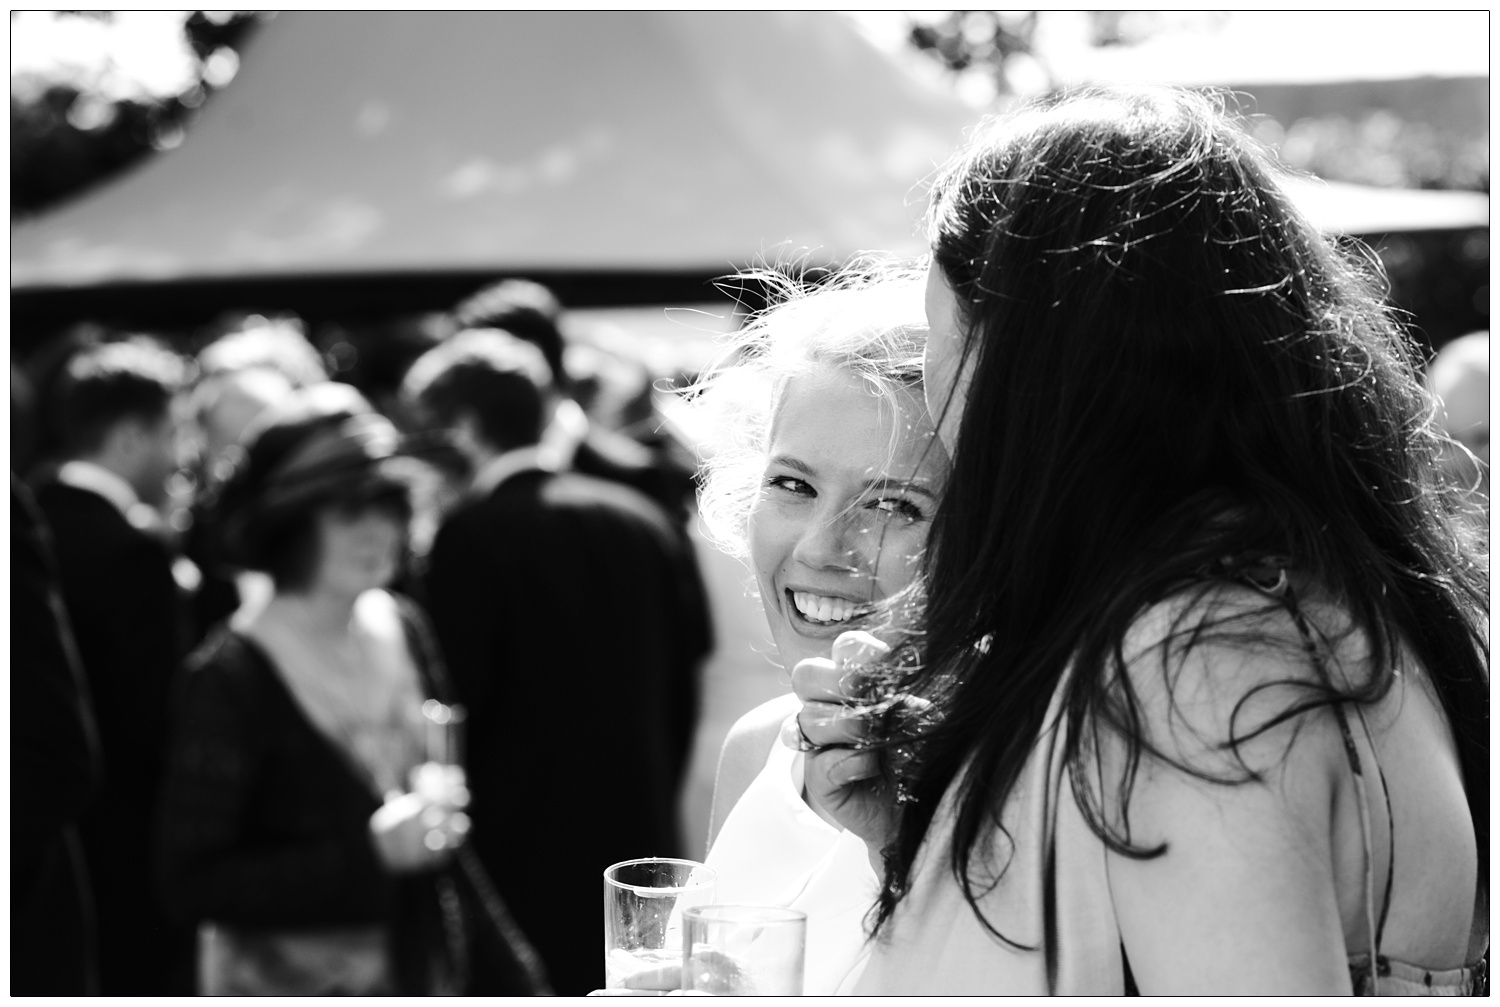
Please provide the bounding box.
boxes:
[11,280,715,995]
[10,268,1488,996]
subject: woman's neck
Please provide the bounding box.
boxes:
[266,584,366,637]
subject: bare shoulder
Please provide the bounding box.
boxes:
[1110,582,1363,777]
[726,692,803,755]
[708,693,802,848]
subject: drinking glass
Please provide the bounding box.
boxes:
[603,858,718,991]
[682,905,807,996]
[412,700,470,852]
[421,698,467,766]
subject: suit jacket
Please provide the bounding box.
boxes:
[572,424,698,527]
[423,468,712,994]
[181,500,243,652]
[10,477,103,994]
[34,477,193,994]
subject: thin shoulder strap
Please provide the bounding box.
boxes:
[1278,580,1397,978]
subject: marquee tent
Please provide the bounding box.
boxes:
[13,10,1489,297]
[11,11,978,291]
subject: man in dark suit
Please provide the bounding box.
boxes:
[403,330,713,995]
[451,278,699,525]
[32,339,194,994]
[11,476,104,994]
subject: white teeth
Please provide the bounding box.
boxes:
[791,591,871,625]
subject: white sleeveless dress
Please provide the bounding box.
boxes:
[704,716,881,995]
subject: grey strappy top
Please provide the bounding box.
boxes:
[1118,566,1488,995]
[1279,572,1487,996]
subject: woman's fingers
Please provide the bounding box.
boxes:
[785,631,907,853]
[790,657,843,704]
[830,630,891,670]
[802,732,895,851]
[809,745,881,789]
[791,630,894,705]
[781,699,868,752]
[788,630,901,755]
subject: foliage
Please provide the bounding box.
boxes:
[905,11,1050,102]
[901,11,1487,194]
[11,11,265,217]
[1270,111,1488,193]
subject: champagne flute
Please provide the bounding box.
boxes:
[416,699,470,851]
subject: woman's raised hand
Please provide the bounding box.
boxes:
[369,762,472,873]
[787,631,905,860]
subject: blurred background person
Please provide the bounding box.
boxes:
[314,312,451,428]
[181,316,326,647]
[190,365,296,478]
[13,362,41,479]
[31,337,195,993]
[402,330,712,994]
[445,283,780,862]
[309,312,465,568]
[155,384,550,995]
[194,313,330,389]
[183,364,296,644]
[11,475,104,995]
[16,322,112,481]
[1426,330,1489,516]
[451,278,698,526]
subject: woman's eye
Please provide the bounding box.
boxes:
[869,497,926,522]
[765,475,814,497]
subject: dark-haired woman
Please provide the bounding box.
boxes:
[795,86,1487,994]
[156,386,550,995]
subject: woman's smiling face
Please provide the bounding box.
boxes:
[747,365,949,671]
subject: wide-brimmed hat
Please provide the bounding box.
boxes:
[214,384,412,567]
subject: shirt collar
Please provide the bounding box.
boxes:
[56,460,142,520]
[469,445,556,498]
[57,460,163,530]
[542,398,588,470]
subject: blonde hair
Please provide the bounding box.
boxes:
[683,265,932,559]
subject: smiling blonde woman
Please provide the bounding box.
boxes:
[683,267,949,994]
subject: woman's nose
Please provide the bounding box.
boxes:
[791,507,873,574]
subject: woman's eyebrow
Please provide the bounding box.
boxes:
[864,477,939,501]
[767,454,815,477]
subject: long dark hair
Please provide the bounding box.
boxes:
[874,86,1489,943]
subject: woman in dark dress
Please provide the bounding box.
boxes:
[156,384,550,995]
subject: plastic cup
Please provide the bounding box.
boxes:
[603,858,717,991]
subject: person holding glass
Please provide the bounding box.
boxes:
[154,384,550,995]
[795,85,1487,994]
[687,269,949,994]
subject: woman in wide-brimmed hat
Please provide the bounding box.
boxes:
[155,383,550,995]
